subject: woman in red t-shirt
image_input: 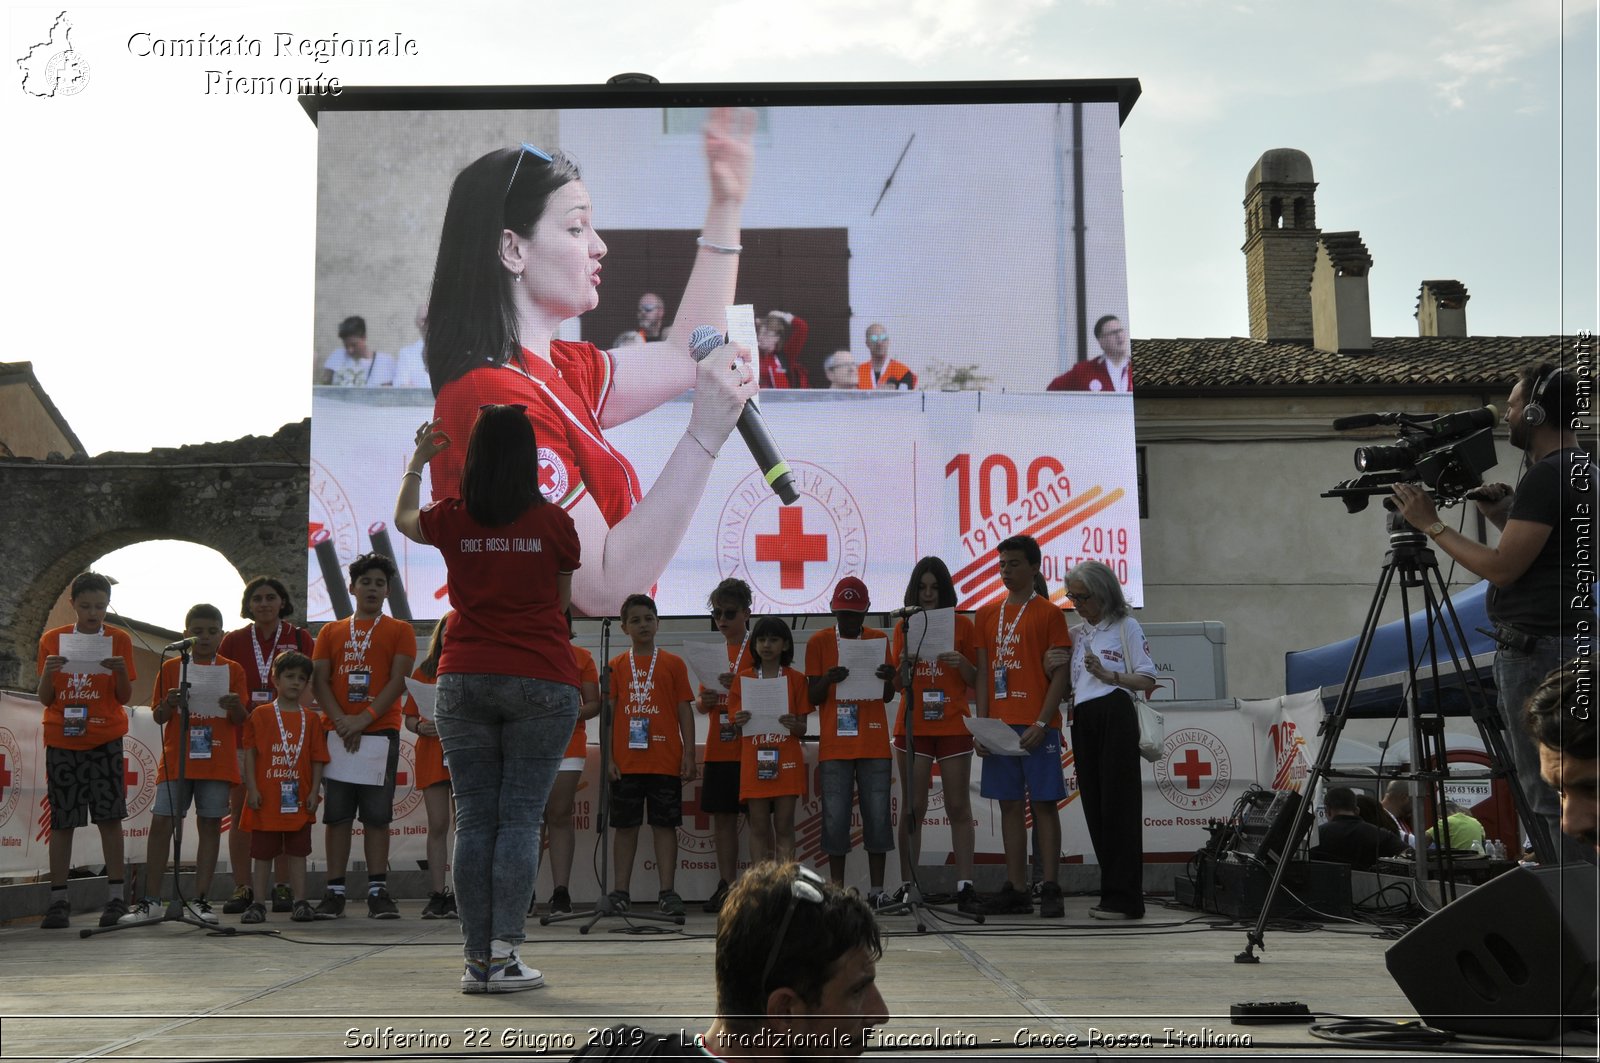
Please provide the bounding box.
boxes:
[423,109,759,617]
[217,576,316,916]
[396,406,581,995]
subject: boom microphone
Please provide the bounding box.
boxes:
[689,326,799,505]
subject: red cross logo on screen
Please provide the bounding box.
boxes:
[1172,748,1213,790]
[755,508,829,590]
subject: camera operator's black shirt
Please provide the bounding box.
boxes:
[1487,447,1595,636]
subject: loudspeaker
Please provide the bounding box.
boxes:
[1207,856,1352,920]
[1386,864,1598,1039]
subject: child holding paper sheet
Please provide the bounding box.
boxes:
[727,617,810,864]
[402,613,455,920]
[120,603,250,926]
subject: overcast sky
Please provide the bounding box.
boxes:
[7,0,1595,633]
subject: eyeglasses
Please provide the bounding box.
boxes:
[1069,589,1097,601]
[866,333,888,342]
[759,866,826,995]
[710,607,744,622]
[639,302,662,313]
[506,142,554,196]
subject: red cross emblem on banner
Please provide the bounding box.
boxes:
[754,508,828,589]
[0,752,11,791]
[124,755,140,790]
[1172,748,1213,790]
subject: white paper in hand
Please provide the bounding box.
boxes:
[184,664,232,718]
[404,677,438,721]
[59,633,112,674]
[325,734,389,785]
[903,608,956,659]
[835,638,887,701]
[964,716,1028,756]
[680,639,735,693]
[740,675,789,735]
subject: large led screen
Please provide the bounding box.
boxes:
[308,85,1143,620]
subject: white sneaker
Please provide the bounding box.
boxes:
[186,898,220,924]
[488,941,544,993]
[118,899,160,925]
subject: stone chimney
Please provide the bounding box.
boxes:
[1311,232,1373,353]
[1243,149,1320,342]
[1415,280,1469,337]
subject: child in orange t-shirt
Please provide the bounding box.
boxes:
[694,578,755,914]
[36,571,138,929]
[120,604,250,926]
[540,629,600,916]
[727,616,810,864]
[402,613,455,920]
[240,651,330,923]
[606,594,695,917]
[309,552,417,919]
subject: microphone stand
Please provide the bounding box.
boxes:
[543,618,683,932]
[87,647,247,939]
[873,609,982,931]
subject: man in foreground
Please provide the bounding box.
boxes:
[572,861,888,1060]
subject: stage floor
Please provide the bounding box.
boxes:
[1,891,1589,1062]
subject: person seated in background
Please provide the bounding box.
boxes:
[1425,800,1487,851]
[756,310,809,388]
[824,350,858,389]
[1524,659,1598,852]
[391,305,430,388]
[614,292,666,347]
[857,323,916,390]
[1380,779,1417,848]
[320,315,394,386]
[1310,786,1405,870]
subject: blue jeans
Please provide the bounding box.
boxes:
[435,673,578,959]
[1493,639,1587,864]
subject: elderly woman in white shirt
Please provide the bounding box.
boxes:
[1047,561,1157,920]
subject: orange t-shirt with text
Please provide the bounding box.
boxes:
[974,595,1071,727]
[151,655,250,784]
[701,637,755,764]
[37,625,137,750]
[400,666,449,791]
[803,627,891,761]
[728,666,810,801]
[239,702,330,833]
[608,650,693,776]
[889,613,980,737]
[563,644,599,761]
[312,615,418,733]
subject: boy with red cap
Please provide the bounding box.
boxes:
[805,576,897,906]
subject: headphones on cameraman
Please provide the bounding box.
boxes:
[1521,365,1565,428]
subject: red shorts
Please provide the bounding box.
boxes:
[250,823,312,860]
[892,732,975,760]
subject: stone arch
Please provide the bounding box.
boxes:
[0,420,309,689]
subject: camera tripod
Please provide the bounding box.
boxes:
[1237,512,1551,962]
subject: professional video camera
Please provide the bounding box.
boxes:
[1322,406,1499,514]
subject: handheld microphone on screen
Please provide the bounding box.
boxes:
[689,325,799,505]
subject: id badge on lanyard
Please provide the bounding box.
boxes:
[835,703,859,738]
[628,716,651,750]
[279,780,300,814]
[921,689,947,722]
[346,669,372,703]
[251,690,272,705]
[63,704,89,737]
[993,666,1009,700]
[756,747,779,781]
[719,715,738,744]
[188,725,213,759]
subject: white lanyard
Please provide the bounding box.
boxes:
[629,648,659,705]
[729,629,752,676]
[502,356,640,503]
[272,701,307,769]
[348,616,378,662]
[995,593,1033,659]
[250,622,285,688]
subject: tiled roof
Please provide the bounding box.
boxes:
[1132,335,1568,393]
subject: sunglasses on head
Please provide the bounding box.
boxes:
[506,142,553,196]
[759,866,827,995]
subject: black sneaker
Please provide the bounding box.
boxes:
[221,884,254,914]
[701,878,729,913]
[658,889,685,916]
[443,890,458,918]
[314,890,346,920]
[956,884,983,915]
[607,889,630,913]
[548,886,572,914]
[41,898,71,929]
[99,895,129,927]
[241,901,267,924]
[291,900,316,923]
[367,886,400,919]
[979,882,1033,915]
[421,891,451,919]
[1038,881,1065,918]
[271,884,294,913]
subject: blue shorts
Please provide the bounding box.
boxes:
[980,726,1066,803]
[153,777,231,820]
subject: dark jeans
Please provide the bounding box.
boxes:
[1071,691,1144,915]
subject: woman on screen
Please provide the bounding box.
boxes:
[423,108,758,616]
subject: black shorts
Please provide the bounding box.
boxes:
[322,730,400,827]
[611,773,682,829]
[46,740,127,830]
[698,760,744,815]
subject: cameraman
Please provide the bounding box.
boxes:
[1391,362,1593,865]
